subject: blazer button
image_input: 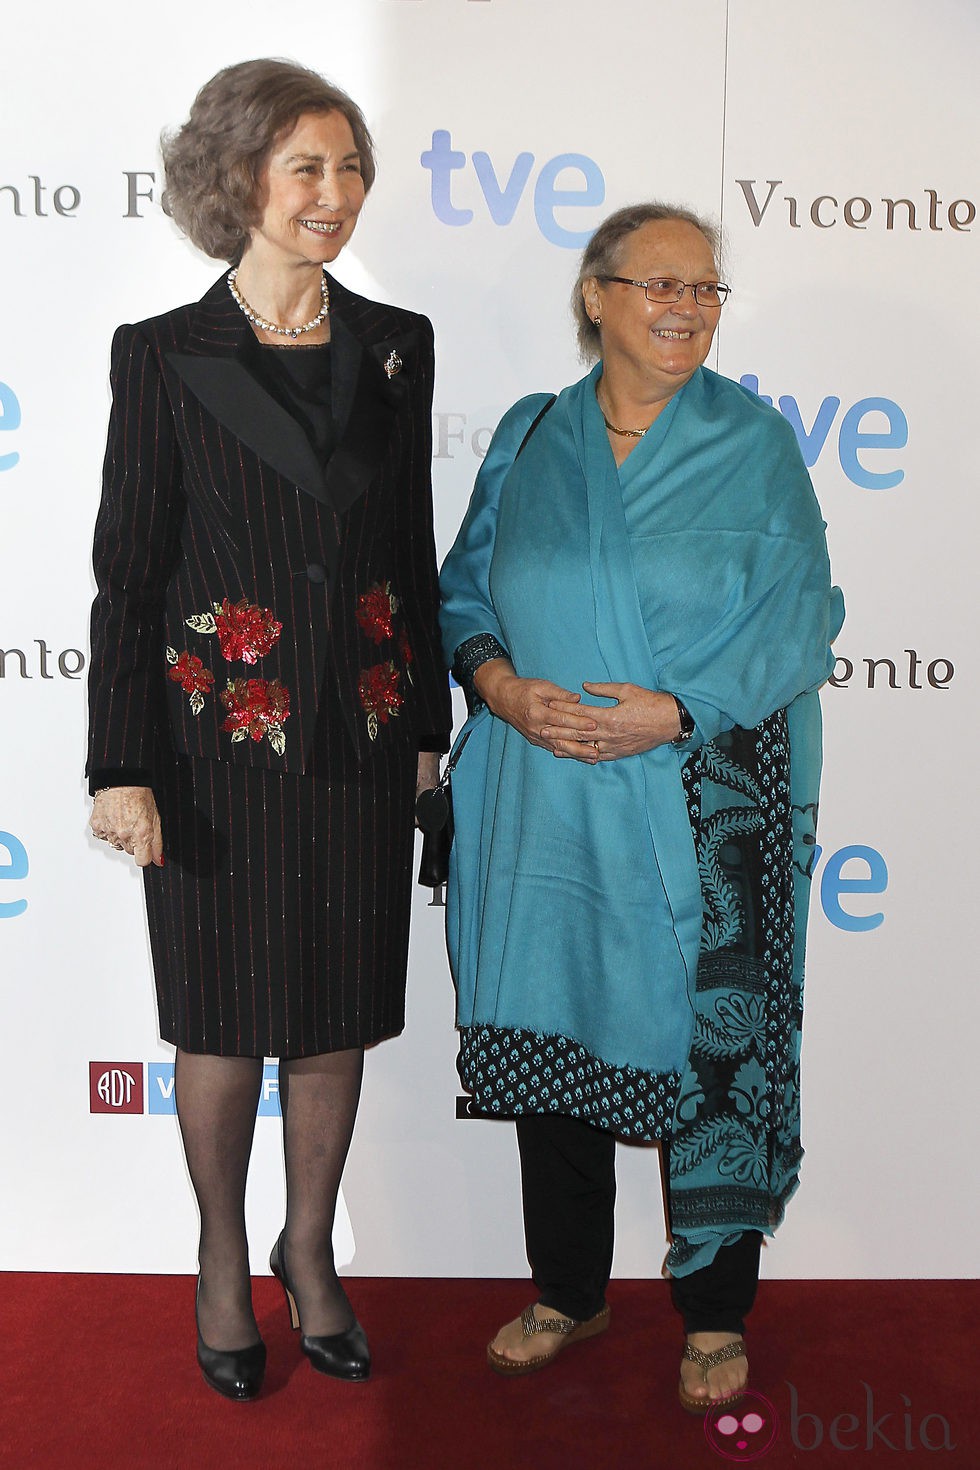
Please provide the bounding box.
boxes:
[306,563,328,584]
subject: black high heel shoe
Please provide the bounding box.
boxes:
[269,1230,371,1382]
[195,1279,266,1402]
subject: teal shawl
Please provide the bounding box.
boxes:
[440,363,843,1271]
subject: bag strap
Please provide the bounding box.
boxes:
[438,728,472,789]
[514,394,556,460]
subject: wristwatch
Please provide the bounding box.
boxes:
[671,695,695,745]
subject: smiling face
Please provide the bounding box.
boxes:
[246,109,366,270]
[583,218,722,400]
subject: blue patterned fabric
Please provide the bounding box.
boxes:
[457,1026,681,1138]
[665,712,803,1274]
[452,632,510,713]
[440,363,843,1271]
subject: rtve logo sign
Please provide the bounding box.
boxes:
[0,831,28,918]
[0,378,20,471]
[421,131,604,247]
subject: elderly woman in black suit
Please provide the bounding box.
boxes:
[86,59,450,1400]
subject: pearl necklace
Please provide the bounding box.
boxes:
[596,387,651,439]
[227,267,330,339]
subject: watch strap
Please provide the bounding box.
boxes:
[672,696,695,744]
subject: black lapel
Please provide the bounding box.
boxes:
[166,277,330,505]
[165,274,417,516]
[322,285,414,515]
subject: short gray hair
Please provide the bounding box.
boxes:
[161,58,376,264]
[572,202,723,361]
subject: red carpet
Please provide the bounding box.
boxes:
[0,1276,975,1468]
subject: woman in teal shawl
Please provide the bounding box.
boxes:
[440,204,843,1412]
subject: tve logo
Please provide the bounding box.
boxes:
[0,379,21,471]
[147,1062,282,1116]
[421,130,605,247]
[816,844,888,932]
[90,1062,144,1114]
[740,376,907,489]
[0,830,28,918]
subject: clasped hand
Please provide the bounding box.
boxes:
[476,661,681,763]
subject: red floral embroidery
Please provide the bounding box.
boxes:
[213,598,282,664]
[220,678,290,755]
[165,647,214,715]
[356,582,398,645]
[358,661,402,741]
[167,651,214,695]
[398,626,414,685]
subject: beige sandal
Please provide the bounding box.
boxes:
[486,1302,611,1377]
[678,1337,748,1414]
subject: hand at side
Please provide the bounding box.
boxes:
[90,786,164,867]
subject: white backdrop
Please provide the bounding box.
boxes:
[1,0,976,1280]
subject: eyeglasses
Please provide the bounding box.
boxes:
[597,276,730,307]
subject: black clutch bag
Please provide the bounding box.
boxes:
[415,731,470,889]
[416,787,454,888]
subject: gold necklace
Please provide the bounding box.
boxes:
[596,387,651,439]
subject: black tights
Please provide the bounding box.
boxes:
[517,1112,762,1334]
[175,1046,363,1350]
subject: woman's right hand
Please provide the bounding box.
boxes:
[89,786,164,867]
[474,659,599,759]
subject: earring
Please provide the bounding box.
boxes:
[593,316,601,327]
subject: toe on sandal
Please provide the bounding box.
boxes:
[486,1302,611,1377]
[678,1338,748,1414]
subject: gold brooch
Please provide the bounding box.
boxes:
[383,349,402,379]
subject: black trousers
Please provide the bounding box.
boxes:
[516,1112,762,1334]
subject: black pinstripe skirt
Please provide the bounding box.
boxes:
[142,717,417,1058]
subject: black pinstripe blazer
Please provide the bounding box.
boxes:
[86,273,451,789]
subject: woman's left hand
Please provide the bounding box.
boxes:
[89,785,164,865]
[542,682,682,761]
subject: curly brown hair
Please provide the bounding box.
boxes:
[572,203,723,361]
[161,58,376,264]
